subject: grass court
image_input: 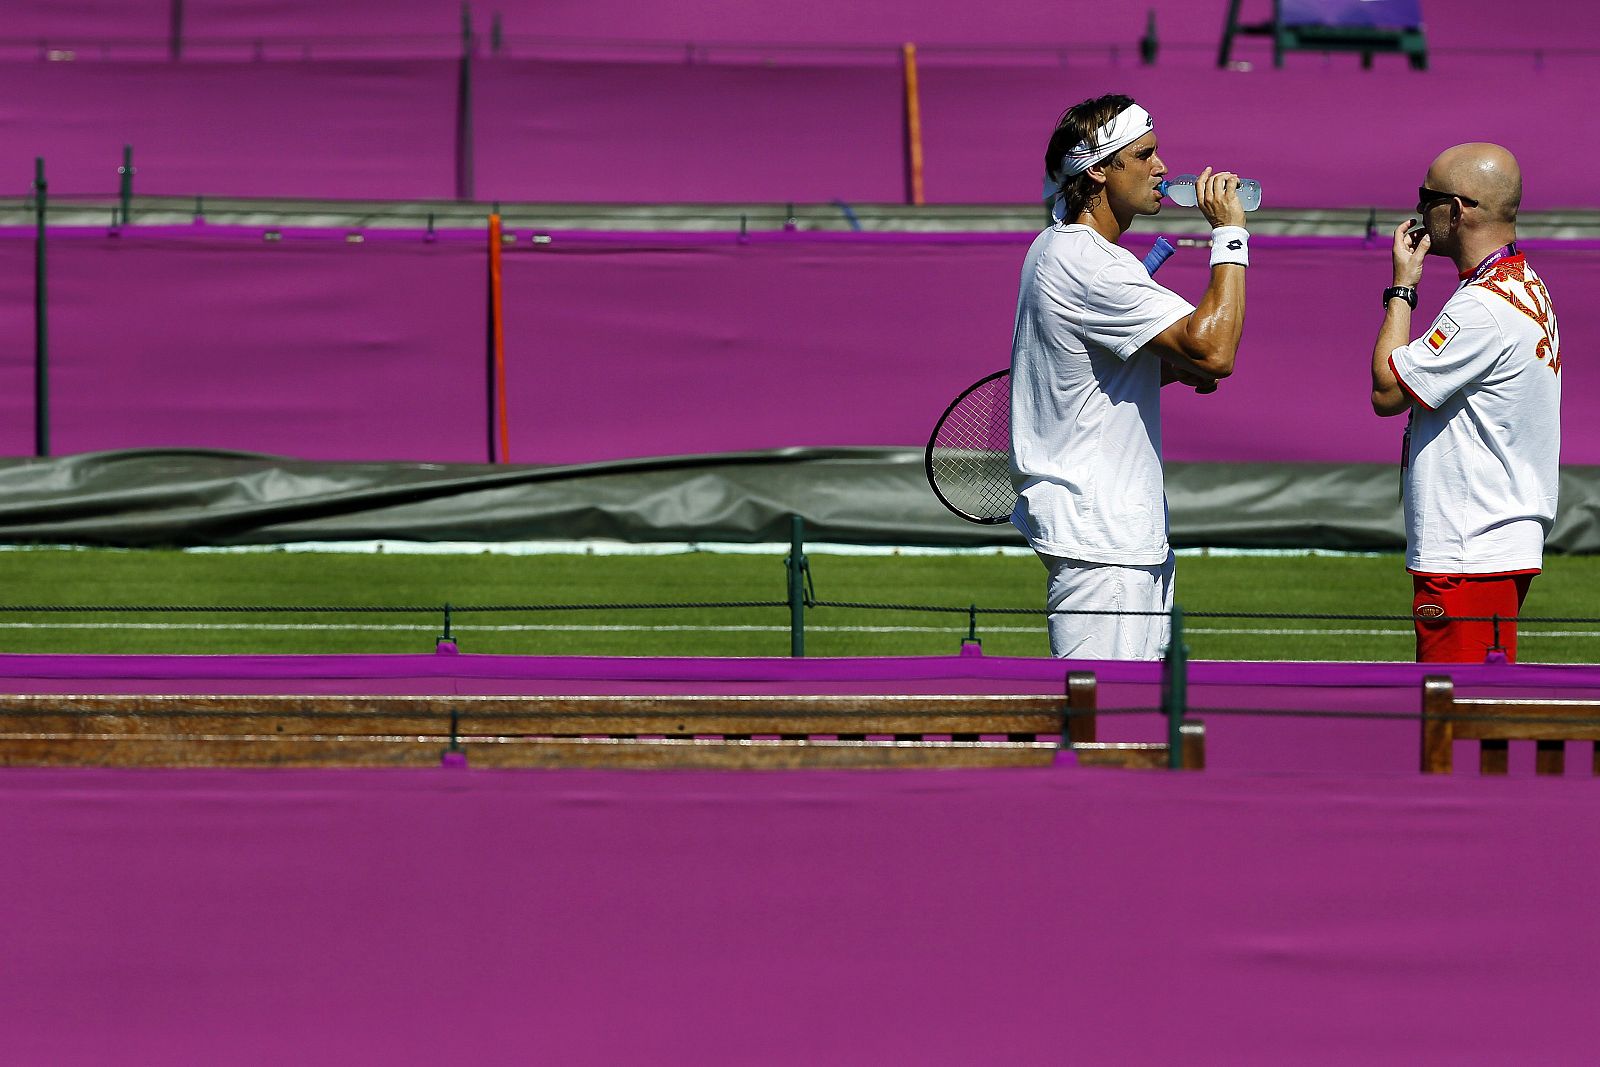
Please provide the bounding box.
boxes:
[1,547,1597,661]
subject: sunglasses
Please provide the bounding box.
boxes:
[1416,186,1480,214]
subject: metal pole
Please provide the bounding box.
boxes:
[169,0,185,61]
[455,4,475,200]
[33,157,49,458]
[786,515,807,657]
[1140,9,1159,65]
[1163,605,1188,768]
[436,603,460,653]
[118,145,134,226]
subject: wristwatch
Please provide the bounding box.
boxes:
[1382,285,1418,309]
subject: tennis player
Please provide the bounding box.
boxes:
[1012,94,1248,660]
[1371,143,1560,663]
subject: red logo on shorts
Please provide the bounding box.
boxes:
[1415,603,1446,620]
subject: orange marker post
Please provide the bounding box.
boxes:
[901,42,925,206]
[487,213,510,463]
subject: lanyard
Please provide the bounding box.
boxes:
[1459,242,1518,285]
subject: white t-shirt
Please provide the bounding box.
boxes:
[1008,224,1195,565]
[1389,254,1561,574]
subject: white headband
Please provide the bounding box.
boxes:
[1059,103,1153,176]
[1041,103,1154,219]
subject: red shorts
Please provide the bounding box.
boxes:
[1411,572,1535,663]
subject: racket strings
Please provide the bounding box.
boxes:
[929,376,1013,520]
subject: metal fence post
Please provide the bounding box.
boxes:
[960,603,982,655]
[118,145,134,226]
[786,515,807,657]
[436,602,459,653]
[1162,604,1188,768]
[33,157,49,458]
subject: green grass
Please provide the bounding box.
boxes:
[0,547,1596,662]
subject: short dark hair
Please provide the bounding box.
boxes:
[1044,94,1136,222]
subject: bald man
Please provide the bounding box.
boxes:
[1371,143,1561,663]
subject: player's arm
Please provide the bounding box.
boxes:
[1372,219,1429,416]
[1142,169,1247,382]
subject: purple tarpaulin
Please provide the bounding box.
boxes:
[1,764,1597,1064]
[918,62,1600,209]
[6,47,1599,205]
[473,58,906,204]
[0,60,458,198]
[0,232,486,460]
[9,0,1596,55]
[0,239,31,454]
[2,229,1597,464]
[498,234,1022,464]
[7,1,170,45]
[0,1,1217,55]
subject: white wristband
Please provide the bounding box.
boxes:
[1210,226,1249,268]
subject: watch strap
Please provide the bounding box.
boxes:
[1383,285,1418,310]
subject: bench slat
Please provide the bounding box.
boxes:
[0,734,1057,770]
[0,693,1067,715]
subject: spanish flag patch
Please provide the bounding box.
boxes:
[1424,313,1459,354]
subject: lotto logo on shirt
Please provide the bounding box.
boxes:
[1425,314,1460,354]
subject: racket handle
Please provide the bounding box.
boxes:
[1142,236,1176,276]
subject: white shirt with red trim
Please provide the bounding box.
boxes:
[1008,224,1194,565]
[1388,254,1561,574]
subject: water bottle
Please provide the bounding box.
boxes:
[1160,174,1262,212]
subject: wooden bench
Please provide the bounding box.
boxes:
[0,672,1204,770]
[1422,675,1600,776]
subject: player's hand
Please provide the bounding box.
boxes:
[1195,167,1247,230]
[1167,365,1216,392]
[1391,219,1429,287]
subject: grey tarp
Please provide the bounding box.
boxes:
[1,448,1597,552]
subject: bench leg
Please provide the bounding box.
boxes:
[1479,739,1509,775]
[1535,740,1566,776]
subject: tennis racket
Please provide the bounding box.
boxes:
[925,236,1179,524]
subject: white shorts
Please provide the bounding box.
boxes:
[1041,552,1175,661]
